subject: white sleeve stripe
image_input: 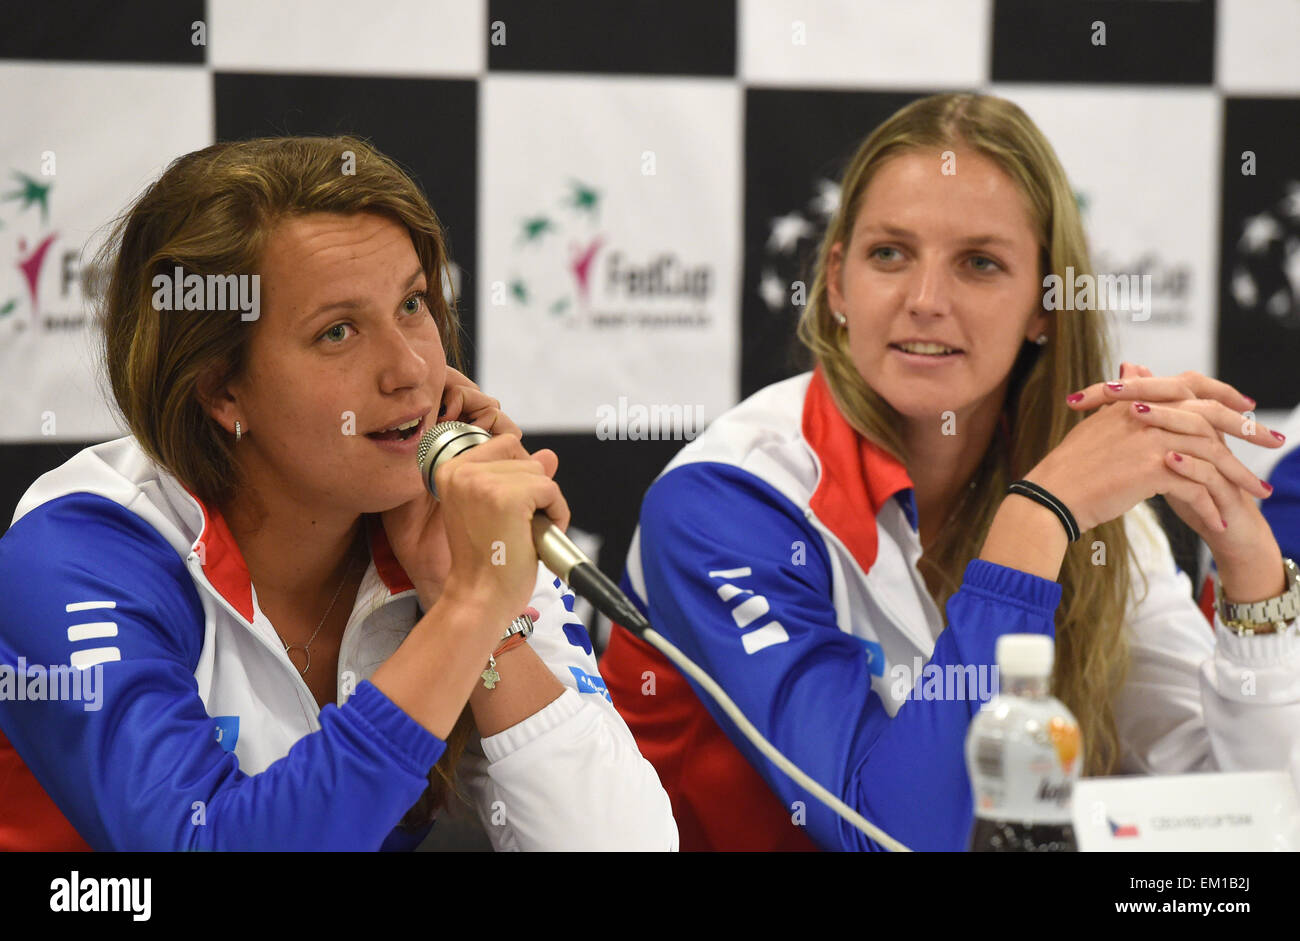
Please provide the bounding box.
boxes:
[70,647,121,670]
[708,566,753,579]
[67,622,119,642]
[731,594,770,628]
[741,621,789,655]
[716,584,750,602]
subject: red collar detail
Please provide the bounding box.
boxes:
[801,368,914,572]
[184,487,255,623]
[365,514,416,595]
[181,487,415,624]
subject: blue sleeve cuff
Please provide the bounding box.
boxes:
[960,559,1063,614]
[338,681,446,774]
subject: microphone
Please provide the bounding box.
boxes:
[415,420,650,637]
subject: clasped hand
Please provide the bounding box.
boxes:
[1029,363,1286,602]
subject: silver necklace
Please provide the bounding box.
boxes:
[282,548,360,677]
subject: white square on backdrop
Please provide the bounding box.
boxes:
[209,0,485,77]
[740,0,991,89]
[987,85,1220,381]
[0,62,212,441]
[1218,0,1300,94]
[478,74,742,433]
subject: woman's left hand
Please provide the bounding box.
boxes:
[381,368,529,609]
[1066,363,1286,602]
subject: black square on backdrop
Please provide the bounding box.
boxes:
[992,0,1214,85]
[1217,97,1300,410]
[214,73,479,366]
[487,0,735,76]
[0,0,205,65]
[742,89,934,399]
[523,433,689,591]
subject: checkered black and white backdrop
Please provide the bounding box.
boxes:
[3,0,1298,641]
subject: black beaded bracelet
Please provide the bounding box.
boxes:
[1006,479,1081,543]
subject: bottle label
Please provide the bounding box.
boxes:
[970,714,1081,826]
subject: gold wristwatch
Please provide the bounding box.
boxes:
[1215,558,1300,636]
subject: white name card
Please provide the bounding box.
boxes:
[1073,770,1300,851]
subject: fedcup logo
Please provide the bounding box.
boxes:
[151,265,260,321]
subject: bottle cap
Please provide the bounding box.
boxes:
[995,634,1054,677]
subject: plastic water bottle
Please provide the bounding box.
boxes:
[966,634,1082,852]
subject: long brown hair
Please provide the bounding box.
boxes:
[92,135,473,823]
[797,94,1141,776]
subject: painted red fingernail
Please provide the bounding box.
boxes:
[1245,397,1256,409]
[1221,519,1228,529]
[1262,481,1274,495]
[1172,452,1183,462]
[1066,392,1084,404]
[1106,382,1124,392]
[1134,402,1150,413]
[1273,430,1287,443]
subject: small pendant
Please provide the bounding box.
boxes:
[285,644,310,676]
[481,656,500,690]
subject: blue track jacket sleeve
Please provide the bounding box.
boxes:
[0,494,445,851]
[1263,447,1300,562]
[635,462,1062,851]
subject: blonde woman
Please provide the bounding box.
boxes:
[0,136,676,851]
[601,93,1298,851]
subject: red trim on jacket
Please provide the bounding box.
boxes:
[364,514,416,595]
[804,369,913,572]
[0,728,92,851]
[180,484,416,622]
[602,626,817,851]
[603,368,910,850]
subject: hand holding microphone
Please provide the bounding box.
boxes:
[418,421,651,636]
[380,367,537,615]
[413,420,905,850]
[424,428,569,622]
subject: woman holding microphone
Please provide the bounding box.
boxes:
[601,92,1299,851]
[0,136,676,851]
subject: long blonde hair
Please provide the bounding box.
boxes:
[93,135,472,822]
[797,93,1140,776]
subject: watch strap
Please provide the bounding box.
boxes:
[1216,558,1300,634]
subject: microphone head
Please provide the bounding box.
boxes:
[416,420,492,498]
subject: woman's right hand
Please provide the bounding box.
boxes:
[433,433,570,624]
[1027,389,1272,537]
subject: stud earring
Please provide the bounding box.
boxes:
[1034,333,1048,346]
[833,310,847,327]
[235,420,243,442]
